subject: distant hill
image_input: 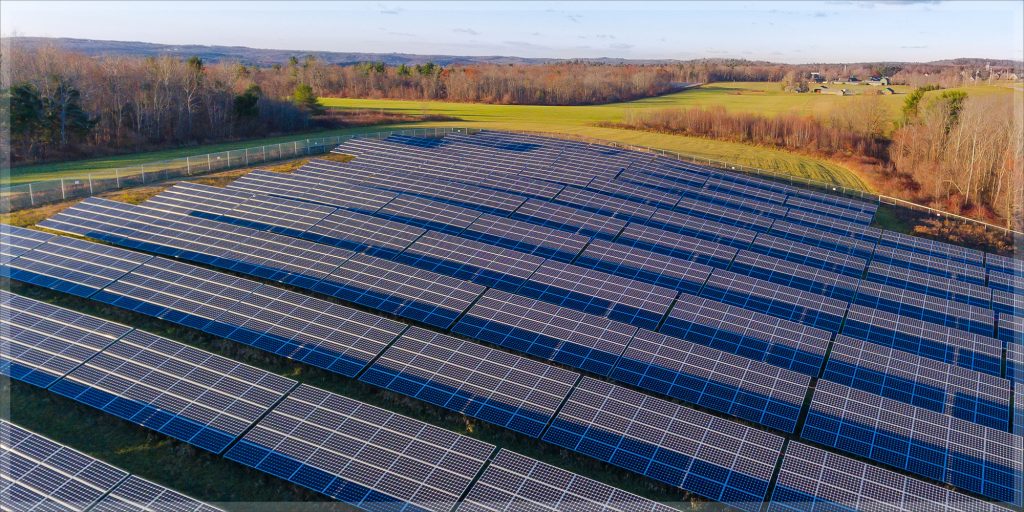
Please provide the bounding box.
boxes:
[4,37,1021,69]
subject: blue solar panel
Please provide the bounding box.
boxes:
[780,209,881,241]
[312,253,485,330]
[1,290,131,389]
[5,235,152,298]
[511,198,627,240]
[637,208,749,260]
[370,194,483,235]
[0,225,56,266]
[391,231,545,292]
[583,177,682,210]
[769,442,1012,512]
[823,336,1011,431]
[551,185,658,223]
[852,280,995,335]
[660,293,832,376]
[50,329,297,454]
[612,329,810,432]
[360,327,579,438]
[782,196,875,225]
[865,261,992,308]
[986,253,1024,277]
[672,195,774,233]
[766,218,878,260]
[841,305,1003,377]
[225,384,495,512]
[992,289,1021,316]
[452,289,636,376]
[543,378,784,512]
[749,233,866,277]
[613,223,739,269]
[872,246,987,286]
[802,380,1023,506]
[988,271,1023,294]
[460,213,590,263]
[573,239,713,295]
[998,313,1022,346]
[227,170,398,212]
[302,208,425,257]
[698,270,848,332]
[728,250,860,302]
[878,230,985,266]
[515,260,678,330]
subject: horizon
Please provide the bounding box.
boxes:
[2,1,1022,64]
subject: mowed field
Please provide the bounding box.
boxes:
[9,82,1013,191]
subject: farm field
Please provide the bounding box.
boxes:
[8,82,1013,192]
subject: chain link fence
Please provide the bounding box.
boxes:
[0,127,478,213]
[3,126,1019,238]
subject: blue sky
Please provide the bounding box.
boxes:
[2,1,1021,63]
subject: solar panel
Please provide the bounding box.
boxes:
[460,213,590,263]
[991,289,1021,316]
[91,257,263,330]
[453,289,637,376]
[5,235,152,297]
[780,209,882,242]
[573,239,713,294]
[841,305,1003,377]
[542,378,784,512]
[583,177,682,209]
[988,271,1024,294]
[660,293,832,376]
[511,198,627,240]
[702,176,788,205]
[802,380,1023,506]
[788,187,878,213]
[728,250,861,302]
[142,181,249,217]
[517,260,678,330]
[225,384,495,512]
[852,280,995,335]
[393,231,545,292]
[1009,342,1024,437]
[206,285,406,377]
[998,313,1022,346]
[872,246,987,286]
[458,449,677,512]
[823,336,1011,431]
[878,230,985,266]
[640,207,755,253]
[698,270,849,332]
[0,225,55,266]
[612,329,810,433]
[41,197,354,289]
[371,194,483,235]
[618,168,707,197]
[865,261,992,308]
[314,252,485,329]
[92,475,222,512]
[749,233,866,277]
[672,196,774,232]
[782,196,874,225]
[226,170,398,212]
[0,420,129,512]
[551,186,658,223]
[303,208,426,258]
[0,290,131,388]
[50,329,297,454]
[613,223,739,269]
[766,218,878,260]
[769,441,1013,512]
[361,327,579,438]
[986,252,1024,277]
[684,187,789,220]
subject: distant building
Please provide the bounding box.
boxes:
[818,87,849,96]
[832,77,860,85]
[809,72,826,83]
[878,87,895,95]
[866,76,891,86]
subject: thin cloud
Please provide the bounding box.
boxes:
[453,28,479,35]
[611,43,634,50]
[378,3,401,14]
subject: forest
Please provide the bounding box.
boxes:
[611,88,1022,230]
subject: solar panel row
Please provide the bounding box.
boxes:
[1,420,222,512]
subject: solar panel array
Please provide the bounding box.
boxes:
[50,329,298,454]
[543,378,784,512]
[0,289,131,388]
[10,129,1024,511]
[803,380,1022,505]
[91,475,222,512]
[225,384,495,512]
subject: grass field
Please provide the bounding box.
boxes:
[8,82,1014,192]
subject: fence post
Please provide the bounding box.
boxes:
[207,154,212,172]
[244,149,249,166]
[115,168,120,188]
[88,174,93,195]
[60,178,66,200]
[141,165,146,184]
[187,157,191,176]
[28,183,34,206]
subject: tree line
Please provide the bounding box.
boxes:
[609,89,1022,230]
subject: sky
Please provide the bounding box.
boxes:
[2,1,1022,63]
